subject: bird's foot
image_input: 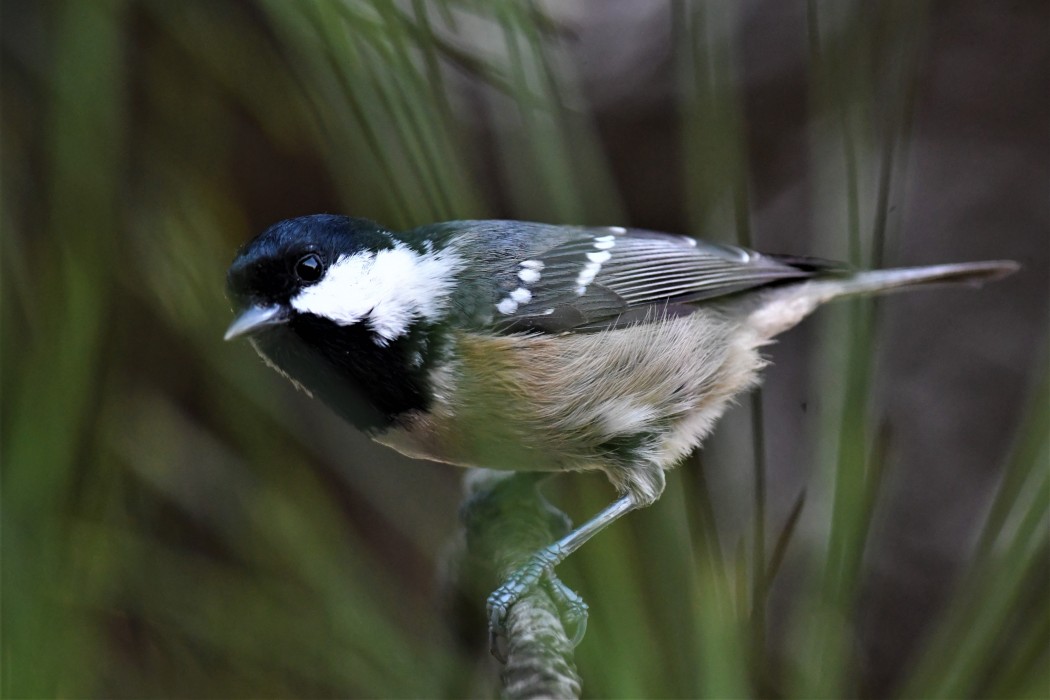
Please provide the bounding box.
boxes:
[486,546,588,662]
[544,574,589,646]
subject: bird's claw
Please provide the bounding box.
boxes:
[486,552,589,662]
[544,576,589,646]
[487,601,510,662]
[486,559,545,662]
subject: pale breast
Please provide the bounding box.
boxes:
[376,311,766,484]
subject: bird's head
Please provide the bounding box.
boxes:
[224,214,463,428]
[224,214,404,341]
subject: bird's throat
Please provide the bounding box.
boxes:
[254,315,438,432]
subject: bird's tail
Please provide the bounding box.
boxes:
[815,260,1018,298]
[747,260,1019,339]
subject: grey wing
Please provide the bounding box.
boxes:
[491,226,841,333]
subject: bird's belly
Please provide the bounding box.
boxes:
[377,313,765,475]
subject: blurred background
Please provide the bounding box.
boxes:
[2,0,1047,697]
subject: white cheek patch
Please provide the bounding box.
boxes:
[291,244,461,345]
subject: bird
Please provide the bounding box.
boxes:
[224,214,1017,656]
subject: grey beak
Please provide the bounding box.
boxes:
[224,304,289,340]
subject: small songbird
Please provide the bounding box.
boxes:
[224,215,1016,654]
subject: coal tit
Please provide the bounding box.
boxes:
[225,214,1016,653]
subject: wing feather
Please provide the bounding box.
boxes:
[478,224,840,334]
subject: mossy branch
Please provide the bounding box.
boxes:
[458,470,582,700]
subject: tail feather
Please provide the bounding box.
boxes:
[821,260,1019,298]
[747,260,1019,339]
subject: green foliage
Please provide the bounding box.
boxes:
[2,1,1044,697]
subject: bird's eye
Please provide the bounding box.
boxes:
[295,253,324,283]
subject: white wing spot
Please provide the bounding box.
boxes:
[510,287,532,303]
[520,259,545,270]
[497,297,519,315]
[576,260,602,288]
[518,268,541,283]
[594,234,616,243]
[594,239,616,250]
[587,250,611,264]
[607,226,627,234]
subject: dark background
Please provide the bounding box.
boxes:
[3,0,1047,697]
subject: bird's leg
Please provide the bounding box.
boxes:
[487,494,637,658]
